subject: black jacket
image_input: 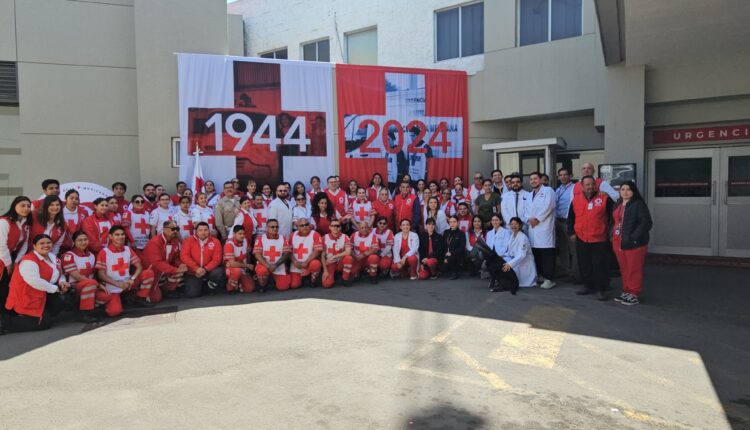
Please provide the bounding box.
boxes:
[419,232,445,259]
[443,229,467,257]
[616,199,652,250]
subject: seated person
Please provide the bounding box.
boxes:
[180,222,224,297]
[253,219,291,292]
[142,220,186,301]
[350,220,380,284]
[289,218,323,289]
[321,220,353,288]
[418,218,444,280]
[224,225,255,294]
[391,219,420,280]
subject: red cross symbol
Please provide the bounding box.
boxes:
[66,219,77,232]
[81,261,93,275]
[111,257,128,276]
[357,240,370,253]
[327,244,339,256]
[100,224,109,237]
[295,243,309,260]
[134,218,150,235]
[255,212,267,227]
[263,245,281,262]
[355,205,369,221]
[182,223,193,234]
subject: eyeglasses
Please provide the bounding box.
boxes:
[267,225,279,229]
[296,197,306,201]
[298,223,310,227]
[133,200,144,204]
[377,221,387,225]
[330,224,341,228]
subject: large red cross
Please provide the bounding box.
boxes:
[295,242,309,260]
[357,239,370,253]
[255,212,267,226]
[134,218,150,235]
[111,257,128,276]
[263,245,281,262]
[327,244,339,256]
[66,219,78,233]
[100,224,109,237]
[182,222,193,234]
[355,205,369,221]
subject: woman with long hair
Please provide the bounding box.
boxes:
[391,219,420,280]
[612,181,653,306]
[368,173,385,202]
[466,215,487,277]
[31,195,66,256]
[62,231,117,323]
[61,189,87,252]
[502,217,537,290]
[149,193,175,237]
[423,197,449,234]
[192,192,218,237]
[442,215,467,280]
[292,181,311,209]
[203,180,220,208]
[107,196,122,226]
[310,192,340,236]
[122,194,151,253]
[346,179,359,209]
[0,196,33,311]
[307,176,323,203]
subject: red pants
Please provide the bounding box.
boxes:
[322,255,353,288]
[225,267,256,293]
[289,259,322,288]
[613,243,648,297]
[351,254,380,278]
[418,258,439,280]
[95,289,123,317]
[255,264,291,291]
[391,255,418,279]
[378,256,392,274]
[75,279,100,311]
[150,269,183,303]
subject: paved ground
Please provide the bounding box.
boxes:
[1,264,749,430]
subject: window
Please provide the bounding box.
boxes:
[302,39,330,62]
[435,2,484,61]
[0,62,18,105]
[259,48,288,60]
[346,28,377,65]
[519,0,582,46]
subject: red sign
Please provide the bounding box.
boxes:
[654,125,750,144]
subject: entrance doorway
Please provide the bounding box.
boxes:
[648,146,750,257]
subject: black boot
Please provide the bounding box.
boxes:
[370,276,378,285]
[132,297,155,308]
[77,310,100,323]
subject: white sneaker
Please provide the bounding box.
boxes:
[540,279,557,289]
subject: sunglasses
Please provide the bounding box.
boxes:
[298,223,310,227]
[377,221,387,225]
[133,200,144,204]
[164,226,178,231]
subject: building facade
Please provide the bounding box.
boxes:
[0,0,243,210]
[235,0,750,258]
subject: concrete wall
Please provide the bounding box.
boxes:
[0,0,17,61]
[240,0,485,73]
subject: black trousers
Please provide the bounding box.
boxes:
[183,268,226,298]
[0,268,10,314]
[486,252,519,292]
[2,293,66,333]
[532,247,556,280]
[576,241,610,292]
[442,254,464,274]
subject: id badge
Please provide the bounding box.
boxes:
[614,228,620,235]
[587,202,593,210]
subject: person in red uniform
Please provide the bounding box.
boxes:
[373,217,394,277]
[2,234,70,333]
[171,181,187,206]
[418,218,444,280]
[567,176,614,301]
[61,189,88,252]
[0,196,32,313]
[289,218,323,288]
[324,175,348,218]
[321,220,353,288]
[611,181,652,306]
[224,225,255,294]
[372,188,395,232]
[368,173,386,202]
[31,179,61,213]
[141,220,186,301]
[181,222,224,298]
[455,202,473,233]
[253,219,291,292]
[229,196,256,240]
[350,220,380,284]
[122,194,151,254]
[111,182,129,214]
[62,231,117,322]
[81,198,113,254]
[393,181,421,228]
[141,183,157,212]
[391,219,420,280]
[348,187,375,231]
[311,193,339,236]
[95,226,156,312]
[30,195,66,256]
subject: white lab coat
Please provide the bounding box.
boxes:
[423,209,449,234]
[485,227,512,257]
[506,231,537,287]
[392,231,420,264]
[524,185,556,248]
[500,190,529,226]
[267,198,293,238]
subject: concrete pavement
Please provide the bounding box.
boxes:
[1,264,749,429]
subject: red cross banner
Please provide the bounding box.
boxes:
[178,54,335,187]
[337,65,468,189]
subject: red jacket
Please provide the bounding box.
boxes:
[6,252,58,318]
[569,191,611,243]
[180,235,222,274]
[393,193,420,226]
[1,216,30,273]
[142,234,182,275]
[372,199,395,231]
[81,214,112,254]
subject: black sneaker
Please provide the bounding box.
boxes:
[613,292,629,303]
[621,295,640,306]
[76,311,100,324]
[343,279,353,288]
[257,286,266,294]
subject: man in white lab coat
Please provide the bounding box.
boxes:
[525,172,557,289]
[267,184,293,238]
[500,173,528,227]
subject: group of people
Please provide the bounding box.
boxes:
[0,163,653,334]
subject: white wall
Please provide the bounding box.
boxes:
[239,0,485,73]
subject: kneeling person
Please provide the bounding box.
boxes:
[95,226,156,314]
[224,225,255,294]
[351,221,380,284]
[141,220,186,301]
[289,218,323,288]
[321,220,353,288]
[253,219,291,292]
[181,222,224,297]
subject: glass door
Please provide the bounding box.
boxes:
[719,147,750,257]
[648,148,719,256]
